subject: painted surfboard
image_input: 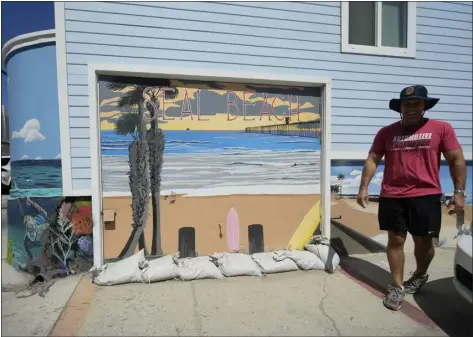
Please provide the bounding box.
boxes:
[74,201,91,208]
[226,207,240,252]
[287,201,321,250]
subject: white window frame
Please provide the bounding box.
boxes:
[341,1,417,58]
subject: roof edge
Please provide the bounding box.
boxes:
[2,29,56,63]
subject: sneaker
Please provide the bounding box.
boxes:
[403,273,429,294]
[383,285,405,311]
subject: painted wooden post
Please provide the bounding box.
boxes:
[178,227,196,258]
[248,224,264,254]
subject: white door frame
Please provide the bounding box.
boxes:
[88,63,332,268]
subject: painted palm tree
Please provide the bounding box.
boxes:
[144,86,178,256]
[330,184,340,195]
[112,99,150,258]
[337,173,345,199]
[108,79,177,257]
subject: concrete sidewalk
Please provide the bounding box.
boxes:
[370,224,464,252]
[2,191,470,337]
[3,248,470,337]
[66,271,439,336]
[2,273,83,337]
[1,196,84,336]
[50,246,471,337]
[56,265,449,336]
[344,248,472,337]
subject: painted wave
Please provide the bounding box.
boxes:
[101,149,321,194]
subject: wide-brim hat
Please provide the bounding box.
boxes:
[389,85,439,113]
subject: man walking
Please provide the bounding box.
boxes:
[356,85,467,311]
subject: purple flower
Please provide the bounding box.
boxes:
[58,262,68,272]
[78,236,93,257]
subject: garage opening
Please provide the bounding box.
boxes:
[90,69,331,265]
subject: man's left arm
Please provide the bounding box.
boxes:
[444,149,467,192]
[441,123,467,214]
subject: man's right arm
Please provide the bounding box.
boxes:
[357,129,385,207]
[360,153,383,191]
[361,128,385,190]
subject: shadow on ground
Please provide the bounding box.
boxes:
[340,255,472,337]
[339,255,391,294]
[413,277,472,337]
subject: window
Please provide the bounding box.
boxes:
[341,1,416,58]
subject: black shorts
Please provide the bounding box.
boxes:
[378,194,442,237]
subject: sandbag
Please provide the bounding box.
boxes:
[251,252,299,274]
[93,250,145,286]
[305,236,340,273]
[140,255,179,283]
[210,252,262,277]
[274,250,325,271]
[177,256,224,281]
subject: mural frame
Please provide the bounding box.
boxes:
[86,63,332,267]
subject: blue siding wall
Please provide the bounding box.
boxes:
[63,1,473,191]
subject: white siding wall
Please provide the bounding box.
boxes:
[62,1,473,191]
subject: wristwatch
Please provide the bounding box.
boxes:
[454,189,466,195]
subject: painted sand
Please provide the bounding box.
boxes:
[102,194,321,259]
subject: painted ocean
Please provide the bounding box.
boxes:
[101,130,320,155]
[101,130,322,195]
[10,159,63,199]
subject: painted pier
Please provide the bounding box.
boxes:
[245,118,321,138]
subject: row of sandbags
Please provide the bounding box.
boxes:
[92,236,340,286]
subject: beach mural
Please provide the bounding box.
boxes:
[7,197,93,277]
[9,116,62,198]
[6,43,62,198]
[98,76,323,259]
[330,163,473,240]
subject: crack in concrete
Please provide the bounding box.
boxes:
[319,275,341,336]
[190,282,205,336]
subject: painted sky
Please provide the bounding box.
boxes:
[1,1,55,109]
[331,164,473,203]
[1,2,54,47]
[1,72,7,110]
[99,79,321,131]
[8,45,60,161]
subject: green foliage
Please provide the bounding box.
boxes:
[330,184,340,195]
[337,174,345,198]
[114,112,140,139]
[7,239,13,264]
[147,129,165,191]
[128,141,150,230]
[49,218,78,271]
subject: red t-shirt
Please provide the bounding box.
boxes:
[369,119,461,198]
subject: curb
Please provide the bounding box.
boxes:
[49,275,96,336]
[339,261,438,330]
[331,219,387,254]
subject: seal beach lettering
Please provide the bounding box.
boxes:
[142,87,302,122]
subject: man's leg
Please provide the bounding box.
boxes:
[378,197,408,311]
[412,235,435,276]
[403,194,442,294]
[403,235,433,294]
[387,231,407,287]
